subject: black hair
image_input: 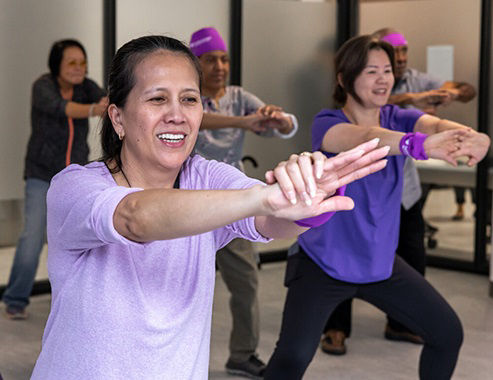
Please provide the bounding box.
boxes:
[100,35,203,173]
[333,35,395,105]
[48,39,87,77]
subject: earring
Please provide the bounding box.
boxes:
[118,131,124,141]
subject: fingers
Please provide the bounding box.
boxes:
[258,104,283,117]
[318,195,355,213]
[334,146,390,179]
[272,153,317,206]
[265,170,275,184]
[334,158,388,189]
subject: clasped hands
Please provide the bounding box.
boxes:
[423,128,490,167]
[242,104,292,134]
[260,139,390,221]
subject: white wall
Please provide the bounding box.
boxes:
[116,0,230,51]
[242,0,337,180]
[0,0,104,201]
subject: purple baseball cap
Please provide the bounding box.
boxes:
[189,27,227,57]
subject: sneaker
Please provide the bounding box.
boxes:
[4,305,28,320]
[225,354,266,379]
[384,324,424,344]
[320,329,347,355]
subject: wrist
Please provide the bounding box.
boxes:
[399,132,429,160]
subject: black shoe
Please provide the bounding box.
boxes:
[384,325,424,345]
[225,354,266,379]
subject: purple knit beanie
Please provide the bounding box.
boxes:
[189,27,227,57]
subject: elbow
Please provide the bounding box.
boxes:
[115,196,151,242]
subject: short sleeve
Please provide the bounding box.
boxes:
[239,88,265,115]
[47,164,143,253]
[391,106,425,133]
[311,110,346,152]
[31,76,68,118]
[186,156,271,249]
[418,71,445,91]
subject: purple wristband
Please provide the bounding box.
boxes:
[294,185,347,228]
[399,132,429,160]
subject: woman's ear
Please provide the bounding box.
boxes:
[108,104,125,140]
[336,73,344,88]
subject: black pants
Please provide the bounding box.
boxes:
[264,250,463,380]
[325,202,427,336]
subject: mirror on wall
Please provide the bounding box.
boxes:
[360,0,483,262]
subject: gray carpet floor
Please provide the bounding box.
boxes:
[1,262,492,379]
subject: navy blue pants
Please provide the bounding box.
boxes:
[264,250,463,380]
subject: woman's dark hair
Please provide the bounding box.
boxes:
[48,39,87,77]
[100,35,203,172]
[333,35,395,105]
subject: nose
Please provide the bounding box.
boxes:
[164,100,185,124]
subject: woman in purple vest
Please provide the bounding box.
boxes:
[264,35,490,380]
[30,35,389,379]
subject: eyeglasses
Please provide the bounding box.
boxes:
[65,60,87,68]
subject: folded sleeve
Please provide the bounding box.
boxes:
[195,158,272,249]
[47,165,144,253]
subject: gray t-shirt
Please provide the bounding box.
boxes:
[392,68,444,209]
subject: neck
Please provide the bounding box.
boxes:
[342,97,380,127]
[116,149,180,189]
[57,77,73,93]
[201,85,225,102]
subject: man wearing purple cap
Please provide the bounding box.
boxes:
[319,28,477,357]
[190,26,298,379]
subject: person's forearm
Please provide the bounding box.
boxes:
[65,101,105,119]
[255,215,308,239]
[388,93,415,106]
[323,124,403,156]
[201,112,246,130]
[114,186,267,242]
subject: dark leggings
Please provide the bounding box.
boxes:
[264,250,463,380]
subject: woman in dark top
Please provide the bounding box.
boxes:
[2,39,107,319]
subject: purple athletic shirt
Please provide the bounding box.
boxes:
[31,155,270,380]
[298,104,424,283]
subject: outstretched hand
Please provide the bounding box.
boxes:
[262,138,389,221]
[423,128,490,166]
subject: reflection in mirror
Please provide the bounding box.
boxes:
[360,0,482,263]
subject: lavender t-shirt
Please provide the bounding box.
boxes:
[298,104,423,283]
[31,155,270,380]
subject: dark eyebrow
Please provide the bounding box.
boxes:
[143,87,200,95]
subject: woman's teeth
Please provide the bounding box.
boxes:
[157,133,185,142]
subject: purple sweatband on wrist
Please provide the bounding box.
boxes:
[294,185,347,228]
[399,132,429,160]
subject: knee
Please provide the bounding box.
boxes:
[427,312,463,352]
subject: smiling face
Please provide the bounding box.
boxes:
[199,50,230,93]
[352,48,394,108]
[110,51,203,179]
[58,46,87,86]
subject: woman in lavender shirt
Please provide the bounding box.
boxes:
[30,36,389,379]
[264,35,489,380]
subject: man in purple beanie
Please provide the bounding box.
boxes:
[190,26,298,379]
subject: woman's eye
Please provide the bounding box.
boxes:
[183,97,198,104]
[150,97,165,103]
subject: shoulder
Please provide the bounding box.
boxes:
[32,73,57,91]
[50,162,112,195]
[312,108,346,129]
[182,155,260,190]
